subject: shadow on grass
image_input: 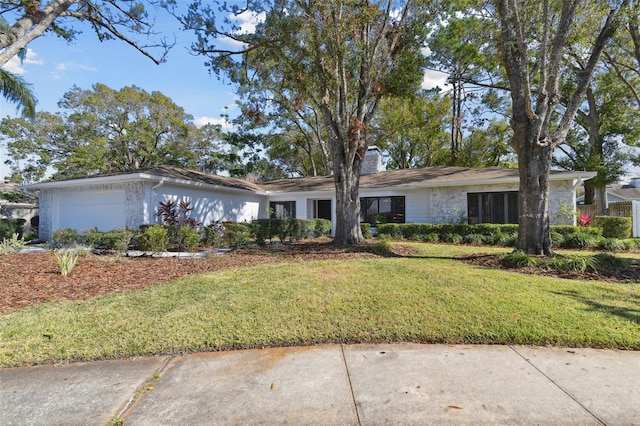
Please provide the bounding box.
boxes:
[552,289,640,324]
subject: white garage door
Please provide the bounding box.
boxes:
[55,190,127,233]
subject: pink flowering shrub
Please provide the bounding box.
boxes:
[577,213,592,227]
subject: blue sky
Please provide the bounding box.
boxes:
[0,8,241,179]
[0,7,447,181]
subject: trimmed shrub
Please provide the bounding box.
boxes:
[222,223,252,247]
[551,225,601,238]
[170,225,201,251]
[251,219,273,245]
[376,223,399,237]
[52,228,82,248]
[251,218,323,243]
[83,228,133,252]
[268,218,287,241]
[361,223,372,239]
[287,219,314,241]
[0,219,18,241]
[203,222,225,247]
[314,219,332,236]
[137,225,169,252]
[595,216,632,239]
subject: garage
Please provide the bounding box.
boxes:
[54,190,127,233]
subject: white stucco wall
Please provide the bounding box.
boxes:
[267,178,579,229]
[37,182,144,241]
[150,183,267,226]
[37,181,269,241]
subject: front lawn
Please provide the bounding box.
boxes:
[1,243,638,367]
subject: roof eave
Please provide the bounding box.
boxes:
[25,172,268,195]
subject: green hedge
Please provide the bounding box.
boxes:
[377,223,520,240]
[251,218,330,244]
[377,223,603,239]
[222,223,253,247]
[595,216,632,239]
[84,228,134,252]
[374,222,617,249]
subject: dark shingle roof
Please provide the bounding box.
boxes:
[26,164,591,194]
[262,167,524,192]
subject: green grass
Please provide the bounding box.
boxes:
[1,243,639,367]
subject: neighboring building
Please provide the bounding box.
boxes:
[576,178,640,206]
[0,182,39,237]
[25,148,596,242]
[604,178,640,203]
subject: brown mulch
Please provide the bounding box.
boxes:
[0,239,379,314]
[461,253,640,284]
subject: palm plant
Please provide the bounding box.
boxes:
[0,16,36,118]
[0,68,36,117]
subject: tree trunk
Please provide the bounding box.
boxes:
[596,186,608,215]
[514,124,554,256]
[332,138,365,247]
[583,179,596,205]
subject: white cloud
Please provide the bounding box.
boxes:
[194,116,229,128]
[236,10,266,33]
[220,10,266,49]
[51,61,97,79]
[422,69,449,90]
[2,49,43,74]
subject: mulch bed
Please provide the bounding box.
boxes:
[0,239,378,314]
[461,253,640,283]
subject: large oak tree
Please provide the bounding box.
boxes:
[493,0,627,255]
[175,0,430,246]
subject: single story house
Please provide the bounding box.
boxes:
[25,148,596,242]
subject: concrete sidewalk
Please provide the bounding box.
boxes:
[1,344,639,425]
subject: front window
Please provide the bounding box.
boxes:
[360,196,405,225]
[270,201,296,219]
[467,192,518,224]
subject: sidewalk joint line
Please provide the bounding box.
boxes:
[116,355,176,423]
[508,346,606,425]
[340,344,362,426]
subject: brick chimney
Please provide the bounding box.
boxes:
[361,146,383,175]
